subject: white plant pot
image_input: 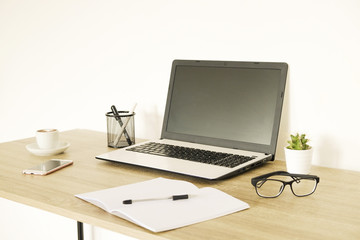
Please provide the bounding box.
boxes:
[284,147,313,174]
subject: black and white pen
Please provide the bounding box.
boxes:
[123,194,192,205]
[114,103,137,146]
[111,105,132,145]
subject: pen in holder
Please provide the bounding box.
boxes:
[106,110,135,148]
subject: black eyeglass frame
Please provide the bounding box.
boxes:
[251,171,320,198]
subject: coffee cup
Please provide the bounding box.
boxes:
[36,129,59,149]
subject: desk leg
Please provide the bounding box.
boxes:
[77,221,84,240]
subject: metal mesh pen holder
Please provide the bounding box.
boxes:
[106,111,135,148]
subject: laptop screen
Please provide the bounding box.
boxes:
[161,60,288,155]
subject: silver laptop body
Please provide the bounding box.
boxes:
[97,59,288,180]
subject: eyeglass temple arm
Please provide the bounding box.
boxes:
[251,171,320,186]
[251,171,288,186]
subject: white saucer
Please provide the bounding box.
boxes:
[26,141,70,156]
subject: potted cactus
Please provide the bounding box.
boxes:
[284,133,313,174]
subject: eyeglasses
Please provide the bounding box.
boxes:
[251,171,320,198]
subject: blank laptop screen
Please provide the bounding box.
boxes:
[166,65,282,146]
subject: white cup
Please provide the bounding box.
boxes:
[36,129,59,149]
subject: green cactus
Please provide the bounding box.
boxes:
[286,133,311,150]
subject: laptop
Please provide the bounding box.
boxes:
[96,59,288,180]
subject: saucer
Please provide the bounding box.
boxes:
[26,141,70,156]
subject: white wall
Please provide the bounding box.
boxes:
[0,197,138,240]
[1,0,360,239]
[0,197,77,239]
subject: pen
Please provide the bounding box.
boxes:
[123,194,191,204]
[111,105,132,145]
[114,103,137,146]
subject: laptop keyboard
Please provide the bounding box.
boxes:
[126,142,255,168]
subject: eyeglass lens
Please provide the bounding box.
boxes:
[256,178,317,198]
[256,179,284,198]
[291,178,317,196]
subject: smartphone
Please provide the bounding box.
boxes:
[23,159,73,175]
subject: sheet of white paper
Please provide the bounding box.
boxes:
[76,178,199,210]
[76,178,249,232]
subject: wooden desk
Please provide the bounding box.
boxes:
[0,129,359,239]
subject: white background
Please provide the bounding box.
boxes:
[1,0,360,239]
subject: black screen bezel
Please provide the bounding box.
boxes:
[161,59,288,156]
